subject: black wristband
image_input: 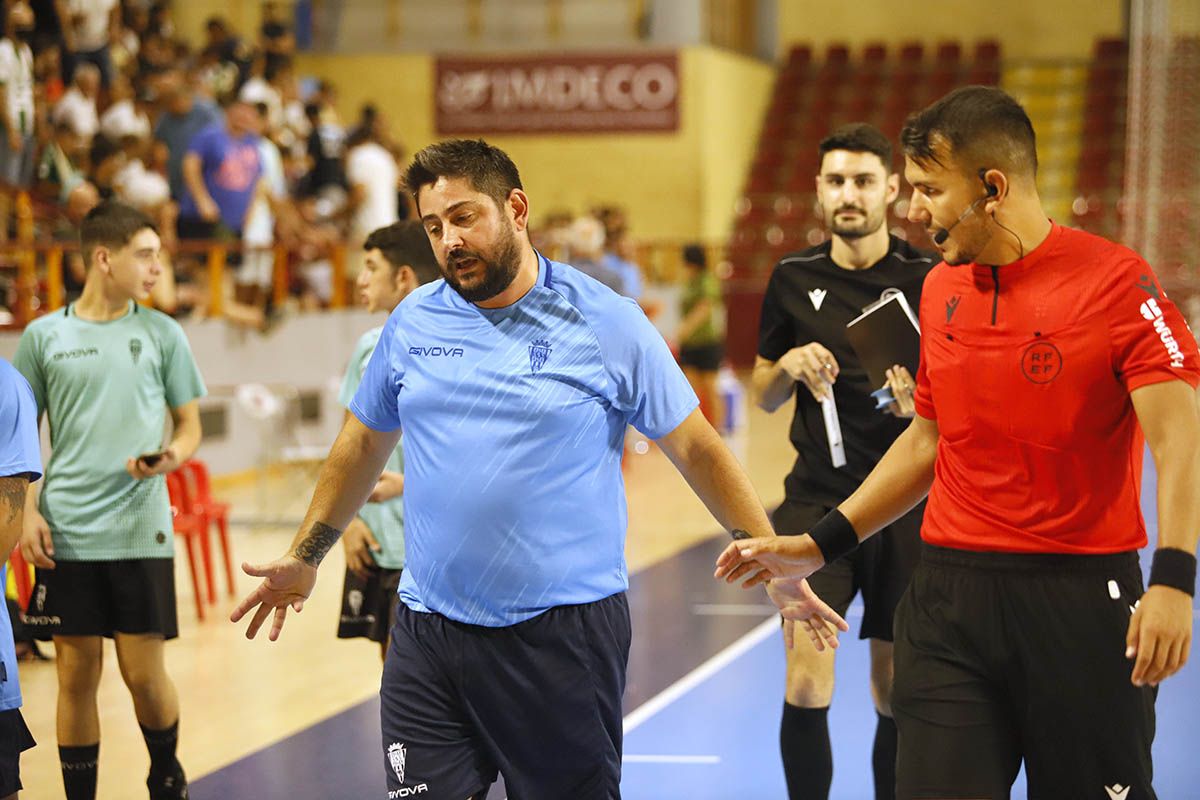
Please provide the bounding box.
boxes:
[1149,548,1197,596]
[809,509,859,564]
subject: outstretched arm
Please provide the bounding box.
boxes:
[230,414,401,640]
[716,413,939,586]
[658,408,849,649]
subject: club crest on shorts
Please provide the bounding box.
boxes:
[388,742,407,784]
[529,338,552,374]
[347,589,364,618]
[129,337,143,365]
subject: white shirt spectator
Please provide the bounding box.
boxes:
[113,158,169,210]
[99,98,150,141]
[53,86,98,140]
[345,140,398,238]
[0,37,33,136]
[244,136,286,247]
[66,0,117,52]
[238,76,282,134]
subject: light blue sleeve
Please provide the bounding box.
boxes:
[350,314,403,432]
[0,360,43,481]
[596,298,698,438]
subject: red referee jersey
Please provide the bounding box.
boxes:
[913,223,1200,553]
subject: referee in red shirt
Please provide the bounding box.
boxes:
[717,86,1200,799]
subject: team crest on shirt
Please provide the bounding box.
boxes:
[388,742,406,784]
[529,338,552,373]
[129,337,143,365]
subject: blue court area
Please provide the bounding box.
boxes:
[194,465,1200,799]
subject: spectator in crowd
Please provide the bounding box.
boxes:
[54,0,118,88]
[344,122,399,285]
[35,119,84,203]
[303,99,344,200]
[177,97,262,242]
[52,61,99,141]
[0,2,36,241]
[98,72,149,142]
[676,243,726,429]
[152,68,219,204]
[567,214,626,294]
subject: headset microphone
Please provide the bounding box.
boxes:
[932,172,998,246]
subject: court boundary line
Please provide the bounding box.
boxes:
[622,616,778,734]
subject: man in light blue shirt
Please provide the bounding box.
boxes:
[233,139,847,799]
[0,357,42,800]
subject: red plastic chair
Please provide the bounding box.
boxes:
[166,471,209,621]
[9,546,32,611]
[183,460,235,599]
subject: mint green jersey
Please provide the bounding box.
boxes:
[339,326,404,570]
[13,303,207,560]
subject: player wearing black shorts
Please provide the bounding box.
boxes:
[15,202,206,800]
[335,221,440,657]
[753,124,932,800]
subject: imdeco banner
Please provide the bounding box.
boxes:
[435,52,680,134]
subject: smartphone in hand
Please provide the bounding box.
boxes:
[138,451,168,468]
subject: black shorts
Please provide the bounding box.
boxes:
[773,498,923,641]
[0,709,34,795]
[678,343,723,372]
[380,593,631,800]
[336,566,402,644]
[23,559,178,641]
[892,544,1155,800]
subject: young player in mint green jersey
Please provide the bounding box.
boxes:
[336,220,440,659]
[14,202,206,800]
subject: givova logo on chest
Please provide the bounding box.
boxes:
[408,345,465,357]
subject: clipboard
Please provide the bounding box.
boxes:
[844,290,921,389]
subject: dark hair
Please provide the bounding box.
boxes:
[900,85,1038,177]
[403,139,522,211]
[682,243,706,269]
[363,220,441,284]
[80,201,157,267]
[818,123,893,170]
[89,134,121,167]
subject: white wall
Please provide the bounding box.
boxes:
[0,309,383,476]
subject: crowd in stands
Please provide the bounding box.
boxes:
[0,1,657,338]
[0,1,416,330]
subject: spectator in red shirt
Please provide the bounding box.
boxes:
[717,86,1200,800]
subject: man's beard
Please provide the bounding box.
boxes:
[442,225,522,303]
[827,206,885,240]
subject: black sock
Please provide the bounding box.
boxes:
[140,720,180,777]
[59,743,99,800]
[872,713,898,800]
[780,703,832,800]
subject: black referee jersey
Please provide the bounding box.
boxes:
[758,236,934,508]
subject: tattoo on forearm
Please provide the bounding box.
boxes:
[292,521,342,567]
[0,478,27,525]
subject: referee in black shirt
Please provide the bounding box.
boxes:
[752,124,933,800]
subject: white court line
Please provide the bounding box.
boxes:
[691,603,778,616]
[623,755,721,764]
[623,617,779,734]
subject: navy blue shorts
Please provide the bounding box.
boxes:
[380,592,630,800]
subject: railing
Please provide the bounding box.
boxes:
[1,191,737,329]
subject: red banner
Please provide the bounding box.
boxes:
[435,52,680,135]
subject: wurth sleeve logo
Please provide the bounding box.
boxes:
[1139,297,1186,368]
